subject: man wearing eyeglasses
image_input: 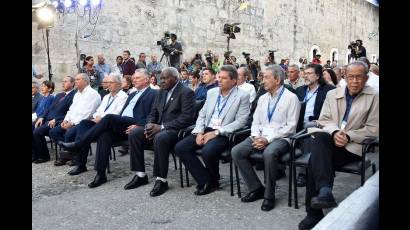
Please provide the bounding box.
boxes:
[298,61,379,230]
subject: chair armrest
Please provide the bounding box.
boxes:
[290,128,310,141]
[231,128,251,145]
[361,137,379,154]
[179,125,196,139]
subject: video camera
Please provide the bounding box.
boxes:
[223,23,241,39]
[348,41,359,58]
[156,31,172,55]
[224,51,232,60]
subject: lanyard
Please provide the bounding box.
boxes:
[216,92,232,118]
[104,95,116,112]
[303,87,319,103]
[267,87,285,122]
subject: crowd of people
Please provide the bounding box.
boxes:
[32,45,379,229]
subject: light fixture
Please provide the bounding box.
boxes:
[79,0,88,6]
[64,0,72,8]
[51,0,59,8]
[90,0,101,6]
[37,5,55,24]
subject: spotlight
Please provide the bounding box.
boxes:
[90,0,101,6]
[79,0,88,6]
[37,5,55,24]
[64,0,72,8]
[51,0,59,8]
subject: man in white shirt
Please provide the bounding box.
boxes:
[231,65,300,212]
[50,73,101,166]
[237,67,256,104]
[358,57,379,92]
[61,73,128,175]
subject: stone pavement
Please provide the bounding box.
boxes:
[32,145,379,230]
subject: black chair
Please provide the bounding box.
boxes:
[289,130,378,209]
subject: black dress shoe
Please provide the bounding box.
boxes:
[68,166,87,176]
[194,183,216,196]
[60,141,79,152]
[118,149,129,156]
[124,175,148,190]
[54,158,69,166]
[33,158,50,164]
[150,180,169,197]
[311,193,337,209]
[88,174,107,188]
[261,198,275,211]
[241,186,265,203]
[297,173,306,187]
[298,213,324,230]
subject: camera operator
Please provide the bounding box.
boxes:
[356,39,366,58]
[265,50,276,66]
[169,33,183,68]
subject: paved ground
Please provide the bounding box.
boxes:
[32,145,379,230]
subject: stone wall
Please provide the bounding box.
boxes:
[32,0,379,91]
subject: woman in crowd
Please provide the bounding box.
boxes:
[323,68,338,86]
[80,56,99,89]
[189,70,200,92]
[150,75,160,89]
[32,80,55,124]
[121,75,133,94]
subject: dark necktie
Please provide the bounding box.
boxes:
[58,93,66,102]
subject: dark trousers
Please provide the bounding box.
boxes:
[129,128,178,178]
[32,121,54,159]
[306,132,361,215]
[174,133,229,186]
[73,114,135,173]
[66,120,97,167]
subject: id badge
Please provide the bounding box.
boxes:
[340,121,347,130]
[211,118,222,129]
[90,75,95,80]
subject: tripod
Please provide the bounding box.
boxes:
[160,51,171,67]
[45,28,53,82]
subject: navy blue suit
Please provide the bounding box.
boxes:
[73,87,157,171]
[32,90,76,160]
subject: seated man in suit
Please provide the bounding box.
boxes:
[50,73,101,166]
[175,65,250,195]
[231,65,300,211]
[123,67,196,197]
[294,64,336,187]
[60,73,128,175]
[32,76,76,163]
[32,81,42,113]
[61,69,157,187]
[298,61,379,230]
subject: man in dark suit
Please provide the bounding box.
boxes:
[61,69,157,188]
[32,76,76,163]
[294,64,335,187]
[123,67,196,197]
[32,81,42,113]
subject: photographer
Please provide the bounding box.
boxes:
[169,33,183,68]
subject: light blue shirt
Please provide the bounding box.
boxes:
[32,66,37,78]
[121,87,147,118]
[304,86,318,123]
[94,63,111,86]
[207,87,235,128]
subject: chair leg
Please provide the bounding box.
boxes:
[107,158,111,174]
[230,160,234,196]
[89,145,92,156]
[179,158,184,188]
[109,150,112,160]
[172,152,177,170]
[288,162,292,207]
[54,142,59,160]
[361,171,365,186]
[186,167,190,187]
[293,164,299,209]
[113,148,116,161]
[234,163,241,198]
[111,147,115,158]
[372,163,376,174]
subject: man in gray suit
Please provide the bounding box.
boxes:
[231,65,300,211]
[175,65,250,195]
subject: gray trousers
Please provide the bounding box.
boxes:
[231,137,290,200]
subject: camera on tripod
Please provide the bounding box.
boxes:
[348,41,359,58]
[156,31,172,55]
[223,23,240,39]
[204,50,213,65]
[224,51,232,60]
[242,52,250,60]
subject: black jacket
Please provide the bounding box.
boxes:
[120,87,158,126]
[148,82,196,131]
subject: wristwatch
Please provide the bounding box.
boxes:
[214,130,220,136]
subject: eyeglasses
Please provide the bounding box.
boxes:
[346,75,366,81]
[304,71,316,76]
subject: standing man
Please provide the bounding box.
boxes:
[175,65,250,195]
[94,54,111,90]
[169,33,183,68]
[123,67,195,197]
[298,61,378,229]
[147,54,163,83]
[136,52,147,69]
[111,56,123,74]
[180,69,190,87]
[356,39,367,58]
[51,73,101,166]
[231,65,300,211]
[122,50,136,76]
